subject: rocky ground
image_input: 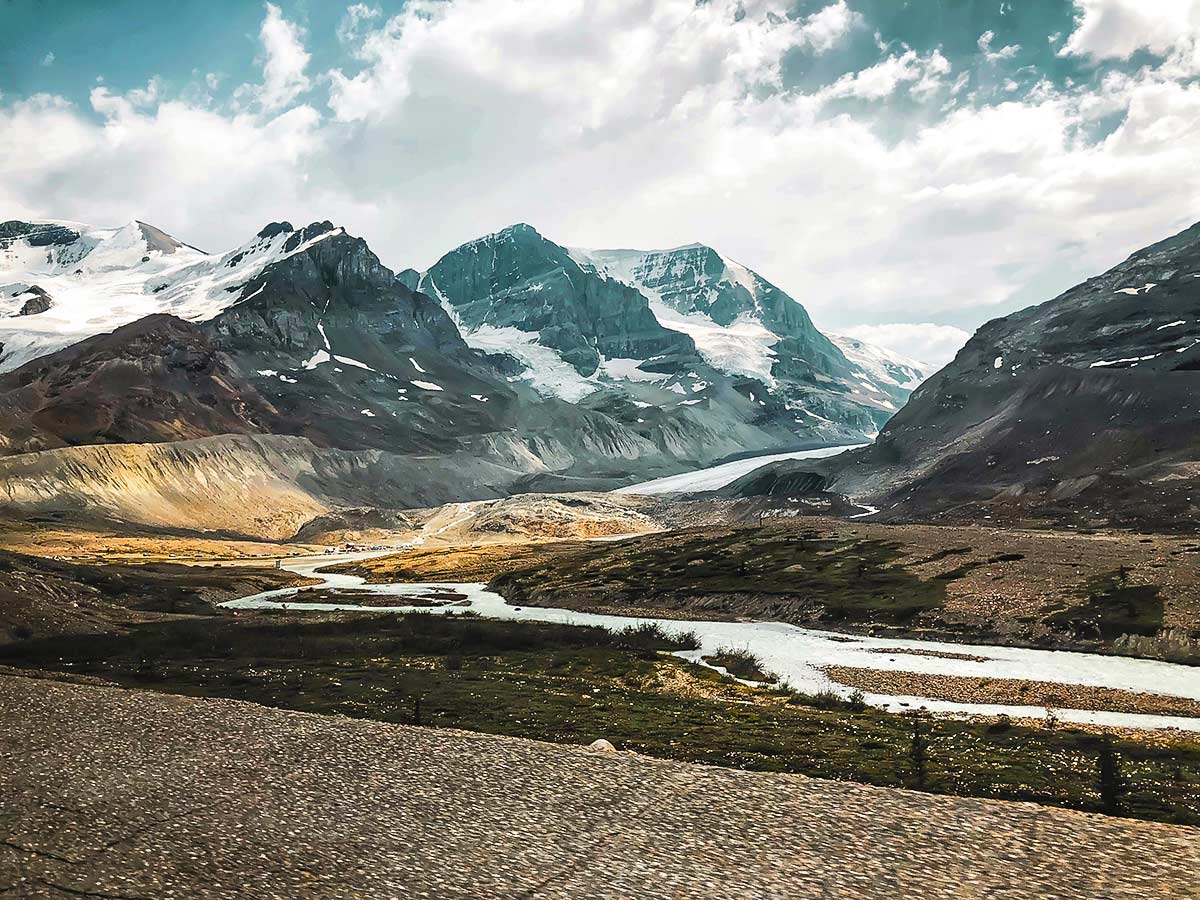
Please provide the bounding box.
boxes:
[1,674,1196,899]
[0,550,311,641]
[822,665,1200,719]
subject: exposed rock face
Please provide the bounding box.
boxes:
[396,268,421,291]
[0,315,282,454]
[0,221,80,248]
[819,219,1200,529]
[14,286,52,316]
[569,240,922,433]
[204,224,515,453]
[422,224,696,376]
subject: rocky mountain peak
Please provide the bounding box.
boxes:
[257,221,295,240]
[422,224,697,378]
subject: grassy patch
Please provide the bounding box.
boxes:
[1045,569,1163,639]
[487,526,947,625]
[2,612,1198,826]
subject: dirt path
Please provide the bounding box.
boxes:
[1,674,1195,899]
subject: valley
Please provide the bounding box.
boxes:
[3,478,1200,826]
[9,6,1200,895]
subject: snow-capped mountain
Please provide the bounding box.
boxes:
[0,218,343,372]
[0,218,858,497]
[419,225,926,444]
[0,215,930,518]
[571,242,926,406]
[827,333,927,396]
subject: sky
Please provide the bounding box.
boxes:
[3,0,1200,369]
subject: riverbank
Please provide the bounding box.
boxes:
[217,552,1200,733]
[332,518,1200,665]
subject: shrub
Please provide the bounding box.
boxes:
[705,647,778,683]
[1097,733,1126,815]
[615,622,699,652]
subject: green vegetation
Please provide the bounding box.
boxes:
[704,647,778,683]
[489,526,949,624]
[1045,568,1163,639]
[2,611,1198,825]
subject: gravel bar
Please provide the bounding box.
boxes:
[1,674,1196,899]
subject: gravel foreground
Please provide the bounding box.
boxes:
[0,675,1196,899]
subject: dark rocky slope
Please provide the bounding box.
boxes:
[0,315,283,454]
[747,220,1200,529]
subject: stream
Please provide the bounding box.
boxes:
[221,551,1200,733]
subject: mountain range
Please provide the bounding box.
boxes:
[11,211,1196,535]
[0,216,925,536]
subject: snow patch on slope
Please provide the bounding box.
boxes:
[0,220,343,372]
[828,333,928,391]
[461,324,599,402]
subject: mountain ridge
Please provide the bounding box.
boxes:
[739,217,1200,530]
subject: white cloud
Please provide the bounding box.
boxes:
[819,49,951,101]
[41,52,55,67]
[4,0,1200,347]
[252,2,311,111]
[1061,0,1200,61]
[338,3,382,45]
[839,323,972,372]
[795,1,863,54]
[977,30,1021,62]
[0,85,323,244]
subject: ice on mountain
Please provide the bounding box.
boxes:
[461,324,597,403]
[599,357,663,384]
[303,349,331,370]
[333,354,374,371]
[0,217,346,373]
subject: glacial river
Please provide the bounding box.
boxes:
[222,552,1200,733]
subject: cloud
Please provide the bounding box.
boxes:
[41,52,55,67]
[4,0,1200,347]
[1061,0,1200,61]
[0,85,323,244]
[818,49,951,101]
[838,323,972,372]
[795,0,863,54]
[337,3,382,45]
[251,2,311,111]
[977,30,1021,63]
